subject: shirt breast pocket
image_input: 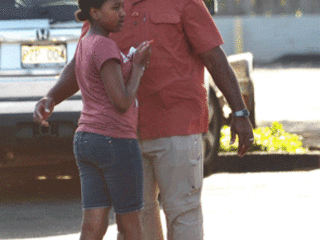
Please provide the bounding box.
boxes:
[149,13,183,43]
[150,13,180,24]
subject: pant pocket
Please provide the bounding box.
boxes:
[187,135,203,197]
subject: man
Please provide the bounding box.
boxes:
[34,0,254,239]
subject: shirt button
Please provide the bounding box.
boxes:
[135,42,139,46]
[132,12,139,17]
[134,22,138,26]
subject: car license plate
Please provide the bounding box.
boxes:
[21,44,67,68]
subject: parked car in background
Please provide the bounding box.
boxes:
[0,0,255,184]
[0,0,82,183]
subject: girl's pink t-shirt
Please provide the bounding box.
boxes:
[75,34,137,139]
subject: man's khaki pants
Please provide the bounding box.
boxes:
[139,134,204,240]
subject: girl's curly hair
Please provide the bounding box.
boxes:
[75,0,108,22]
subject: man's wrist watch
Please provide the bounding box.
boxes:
[232,109,250,117]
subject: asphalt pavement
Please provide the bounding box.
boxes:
[6,165,320,240]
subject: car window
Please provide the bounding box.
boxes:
[0,0,79,23]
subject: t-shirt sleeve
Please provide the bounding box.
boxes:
[92,37,122,71]
[181,0,224,54]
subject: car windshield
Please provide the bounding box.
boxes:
[0,0,79,23]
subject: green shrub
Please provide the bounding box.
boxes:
[219,122,307,153]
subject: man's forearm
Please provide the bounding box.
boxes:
[47,57,79,105]
[210,59,246,112]
[200,47,246,112]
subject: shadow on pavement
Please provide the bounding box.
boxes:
[254,55,320,69]
[204,152,320,176]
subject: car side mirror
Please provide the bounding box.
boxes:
[212,0,218,15]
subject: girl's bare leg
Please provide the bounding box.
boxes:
[116,211,144,240]
[80,207,111,240]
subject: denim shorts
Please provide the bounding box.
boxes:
[73,131,144,214]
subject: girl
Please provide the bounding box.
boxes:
[74,0,151,239]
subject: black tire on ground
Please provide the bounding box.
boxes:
[203,88,222,177]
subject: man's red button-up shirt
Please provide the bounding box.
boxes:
[81,0,224,139]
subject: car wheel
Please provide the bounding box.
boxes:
[249,90,256,128]
[203,88,222,177]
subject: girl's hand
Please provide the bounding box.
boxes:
[33,96,55,127]
[133,40,153,69]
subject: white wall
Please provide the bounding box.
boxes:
[214,15,320,63]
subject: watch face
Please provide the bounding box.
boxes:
[234,109,250,117]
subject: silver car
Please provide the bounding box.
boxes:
[0,0,83,181]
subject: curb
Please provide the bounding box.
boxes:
[205,151,320,176]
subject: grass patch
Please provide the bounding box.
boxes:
[219,122,308,153]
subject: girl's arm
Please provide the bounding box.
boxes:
[100,42,151,113]
[33,57,79,126]
[47,57,79,105]
[100,60,144,113]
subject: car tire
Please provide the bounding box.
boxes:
[203,88,222,177]
[249,90,256,128]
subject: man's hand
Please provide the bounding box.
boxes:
[230,117,254,157]
[33,97,55,127]
[199,46,254,157]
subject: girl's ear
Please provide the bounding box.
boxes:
[89,7,100,21]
